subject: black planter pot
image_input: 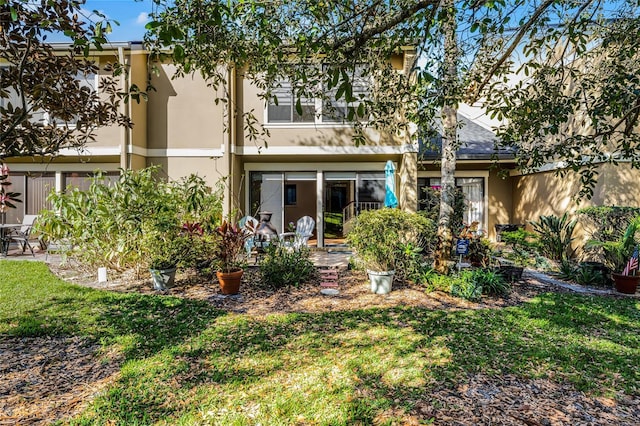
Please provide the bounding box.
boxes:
[495,265,524,282]
[579,261,611,287]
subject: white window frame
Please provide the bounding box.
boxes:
[265,65,371,127]
[417,170,489,233]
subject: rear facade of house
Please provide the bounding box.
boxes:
[4,42,640,246]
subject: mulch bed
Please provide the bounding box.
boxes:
[1,264,637,425]
[50,265,566,316]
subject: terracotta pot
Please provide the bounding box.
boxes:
[216,269,243,295]
[611,273,640,294]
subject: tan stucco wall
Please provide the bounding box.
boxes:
[513,163,640,255]
[488,170,513,240]
[129,53,148,154]
[91,55,125,147]
[237,74,401,148]
[400,152,417,212]
[146,157,226,188]
[147,63,226,150]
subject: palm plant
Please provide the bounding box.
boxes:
[530,213,577,261]
[585,217,640,274]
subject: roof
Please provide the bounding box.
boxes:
[419,114,515,161]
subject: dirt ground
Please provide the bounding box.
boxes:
[1,264,638,425]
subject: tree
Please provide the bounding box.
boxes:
[0,0,132,160]
[146,0,640,272]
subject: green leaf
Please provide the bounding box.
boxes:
[295,98,303,116]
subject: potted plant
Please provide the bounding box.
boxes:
[585,217,640,294]
[346,208,432,294]
[213,219,251,294]
[497,228,539,281]
[145,226,194,291]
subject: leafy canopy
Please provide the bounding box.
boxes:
[0,0,134,160]
[146,0,640,196]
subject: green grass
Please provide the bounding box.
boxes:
[2,260,639,425]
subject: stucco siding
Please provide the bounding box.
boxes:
[148,63,226,151]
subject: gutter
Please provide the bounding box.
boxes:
[118,46,130,169]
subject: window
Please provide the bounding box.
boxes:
[64,171,119,191]
[50,71,98,126]
[0,67,97,126]
[266,65,371,124]
[322,65,369,123]
[285,184,297,205]
[267,81,315,123]
[418,177,485,230]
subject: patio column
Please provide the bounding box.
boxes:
[400,151,417,213]
[316,170,324,248]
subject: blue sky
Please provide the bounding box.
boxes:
[83,0,154,42]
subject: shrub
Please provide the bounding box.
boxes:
[578,206,640,243]
[37,166,223,273]
[473,268,510,296]
[448,268,510,301]
[424,272,452,292]
[500,228,540,267]
[346,208,434,279]
[259,244,315,289]
[530,213,577,261]
[450,270,483,302]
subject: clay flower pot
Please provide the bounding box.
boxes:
[216,269,243,295]
[611,273,640,294]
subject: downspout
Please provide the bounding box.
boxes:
[118,46,130,170]
[226,65,236,217]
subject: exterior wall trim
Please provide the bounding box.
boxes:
[244,162,387,172]
[6,163,119,172]
[235,144,418,156]
[57,146,224,158]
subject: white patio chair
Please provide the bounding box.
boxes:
[238,215,259,258]
[279,215,316,251]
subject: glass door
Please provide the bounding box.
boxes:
[324,172,356,241]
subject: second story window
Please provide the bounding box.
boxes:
[322,65,369,123]
[266,65,370,125]
[1,67,97,127]
[267,81,315,123]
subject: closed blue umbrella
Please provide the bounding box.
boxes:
[384,160,398,208]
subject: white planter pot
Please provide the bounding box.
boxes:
[150,267,177,291]
[367,270,395,294]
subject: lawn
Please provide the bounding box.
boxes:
[1,260,639,425]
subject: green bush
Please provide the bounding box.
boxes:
[447,268,509,301]
[346,208,434,280]
[500,228,540,267]
[578,206,640,243]
[259,244,315,289]
[473,268,510,296]
[450,270,483,302]
[37,167,223,272]
[530,213,577,261]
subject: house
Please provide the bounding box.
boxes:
[3,42,640,246]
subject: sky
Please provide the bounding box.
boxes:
[82,0,154,42]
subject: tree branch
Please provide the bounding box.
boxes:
[329,0,438,54]
[467,0,559,102]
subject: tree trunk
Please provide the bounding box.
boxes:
[434,0,459,274]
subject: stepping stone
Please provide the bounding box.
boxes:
[319,268,339,288]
